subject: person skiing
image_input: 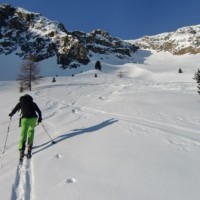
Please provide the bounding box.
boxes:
[9,94,42,162]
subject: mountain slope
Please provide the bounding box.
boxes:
[1,50,200,199]
[0,4,138,69]
[128,25,200,55]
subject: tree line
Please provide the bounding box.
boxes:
[17,57,200,96]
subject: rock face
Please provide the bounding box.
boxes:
[72,29,138,58]
[129,25,200,55]
[0,4,138,68]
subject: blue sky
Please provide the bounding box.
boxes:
[1,0,200,39]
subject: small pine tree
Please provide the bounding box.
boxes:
[95,61,101,71]
[179,68,183,73]
[193,69,200,94]
[52,77,56,82]
[118,71,124,78]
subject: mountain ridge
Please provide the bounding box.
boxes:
[0,4,138,69]
[1,3,200,72]
[128,25,200,55]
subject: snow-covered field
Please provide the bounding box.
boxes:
[1,50,200,200]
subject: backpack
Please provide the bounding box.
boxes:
[19,94,35,117]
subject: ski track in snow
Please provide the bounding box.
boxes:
[77,105,200,150]
[33,81,200,154]
[11,159,32,200]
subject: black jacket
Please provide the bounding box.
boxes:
[10,102,42,120]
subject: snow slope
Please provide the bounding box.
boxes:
[1,50,200,200]
[128,24,200,55]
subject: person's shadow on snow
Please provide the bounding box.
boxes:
[33,118,118,155]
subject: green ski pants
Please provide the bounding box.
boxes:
[19,117,37,151]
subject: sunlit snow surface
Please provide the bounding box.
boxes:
[1,49,200,200]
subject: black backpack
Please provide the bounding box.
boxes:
[19,94,35,117]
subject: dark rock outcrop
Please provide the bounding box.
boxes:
[0,4,138,68]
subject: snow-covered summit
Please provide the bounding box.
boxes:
[128,24,200,55]
[0,4,138,70]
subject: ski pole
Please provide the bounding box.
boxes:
[41,123,56,144]
[2,117,12,154]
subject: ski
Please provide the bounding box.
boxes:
[19,153,32,164]
[19,155,24,164]
[19,159,23,165]
[27,152,32,159]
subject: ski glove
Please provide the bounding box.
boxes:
[38,117,42,124]
[9,113,12,117]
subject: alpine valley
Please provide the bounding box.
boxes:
[1,3,200,200]
[1,4,200,80]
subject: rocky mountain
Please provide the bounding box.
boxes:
[129,25,200,55]
[0,4,138,68]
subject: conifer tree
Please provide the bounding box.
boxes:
[95,61,101,71]
[193,69,200,94]
[179,68,183,73]
[52,77,56,82]
[18,55,40,92]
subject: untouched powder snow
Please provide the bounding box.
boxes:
[1,50,200,200]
